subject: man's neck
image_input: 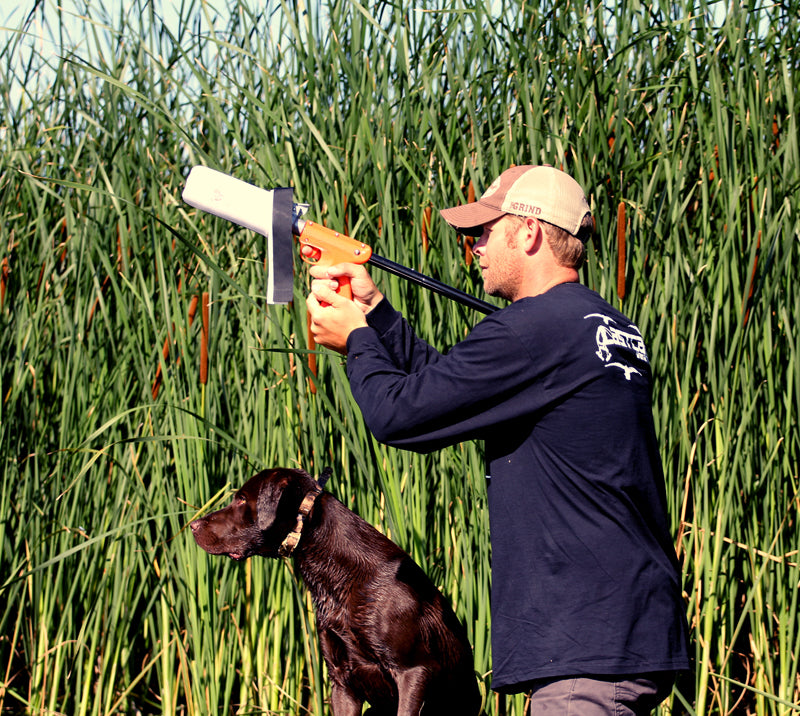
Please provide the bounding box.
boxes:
[515,268,579,301]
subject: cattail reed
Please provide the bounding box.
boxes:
[0,256,8,311]
[421,205,431,253]
[200,292,209,385]
[464,180,476,265]
[616,201,626,300]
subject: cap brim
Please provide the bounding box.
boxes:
[439,201,506,236]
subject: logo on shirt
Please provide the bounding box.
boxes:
[584,313,648,380]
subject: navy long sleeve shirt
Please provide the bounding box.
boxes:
[344,282,690,691]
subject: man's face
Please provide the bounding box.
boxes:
[471,215,526,301]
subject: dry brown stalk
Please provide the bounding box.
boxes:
[200,292,209,385]
[421,206,431,254]
[463,180,476,266]
[0,257,8,311]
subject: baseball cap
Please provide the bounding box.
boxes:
[439,165,591,237]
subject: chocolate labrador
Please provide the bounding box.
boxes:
[190,467,482,716]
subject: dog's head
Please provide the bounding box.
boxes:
[190,467,319,560]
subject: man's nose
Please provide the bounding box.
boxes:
[471,235,488,257]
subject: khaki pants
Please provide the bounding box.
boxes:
[525,672,676,716]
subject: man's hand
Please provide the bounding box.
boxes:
[304,254,384,314]
[307,281,369,354]
[305,263,382,354]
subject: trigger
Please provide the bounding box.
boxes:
[300,245,322,263]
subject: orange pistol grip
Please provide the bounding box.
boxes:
[336,275,353,301]
[298,222,372,269]
[299,222,369,305]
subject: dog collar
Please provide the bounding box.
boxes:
[278,483,323,558]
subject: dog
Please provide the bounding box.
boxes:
[190,467,482,716]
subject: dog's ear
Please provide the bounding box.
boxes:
[256,473,289,531]
[317,466,333,489]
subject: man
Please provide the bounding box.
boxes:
[305,165,690,714]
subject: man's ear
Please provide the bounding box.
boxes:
[256,474,289,531]
[523,218,543,253]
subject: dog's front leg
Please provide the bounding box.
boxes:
[320,630,363,716]
[395,666,431,716]
[329,683,363,716]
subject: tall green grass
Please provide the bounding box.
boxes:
[1,0,798,713]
